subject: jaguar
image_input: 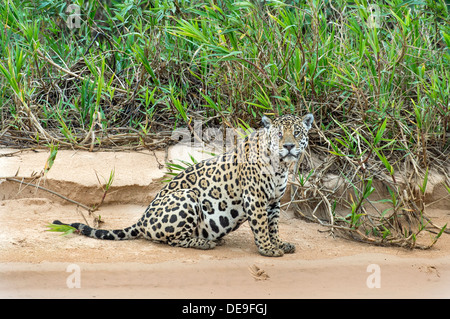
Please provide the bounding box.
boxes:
[53,113,314,257]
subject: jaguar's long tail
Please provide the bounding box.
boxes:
[52,220,141,240]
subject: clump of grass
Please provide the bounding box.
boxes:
[92,168,116,212]
[164,154,199,182]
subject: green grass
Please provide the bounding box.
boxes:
[46,223,77,236]
[1,0,449,140]
[1,0,450,248]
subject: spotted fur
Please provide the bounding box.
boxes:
[53,114,314,257]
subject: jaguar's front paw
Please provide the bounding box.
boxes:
[280,242,296,254]
[258,246,284,257]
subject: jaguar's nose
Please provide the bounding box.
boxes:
[283,143,295,152]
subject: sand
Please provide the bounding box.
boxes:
[0,148,449,299]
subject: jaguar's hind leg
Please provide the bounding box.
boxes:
[167,237,216,250]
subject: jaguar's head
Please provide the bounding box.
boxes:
[262,113,314,163]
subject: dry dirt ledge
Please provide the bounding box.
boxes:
[1,148,450,298]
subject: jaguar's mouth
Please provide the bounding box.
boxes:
[280,152,298,161]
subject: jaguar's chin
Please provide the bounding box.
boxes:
[280,153,298,162]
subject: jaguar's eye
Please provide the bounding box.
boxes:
[294,130,301,137]
[278,131,283,138]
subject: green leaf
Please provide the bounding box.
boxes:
[46,223,76,236]
[44,144,58,175]
[373,118,387,146]
[419,167,429,194]
[435,223,448,241]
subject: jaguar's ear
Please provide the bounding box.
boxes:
[302,113,314,131]
[261,116,272,129]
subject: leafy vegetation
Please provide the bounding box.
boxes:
[1,0,449,248]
